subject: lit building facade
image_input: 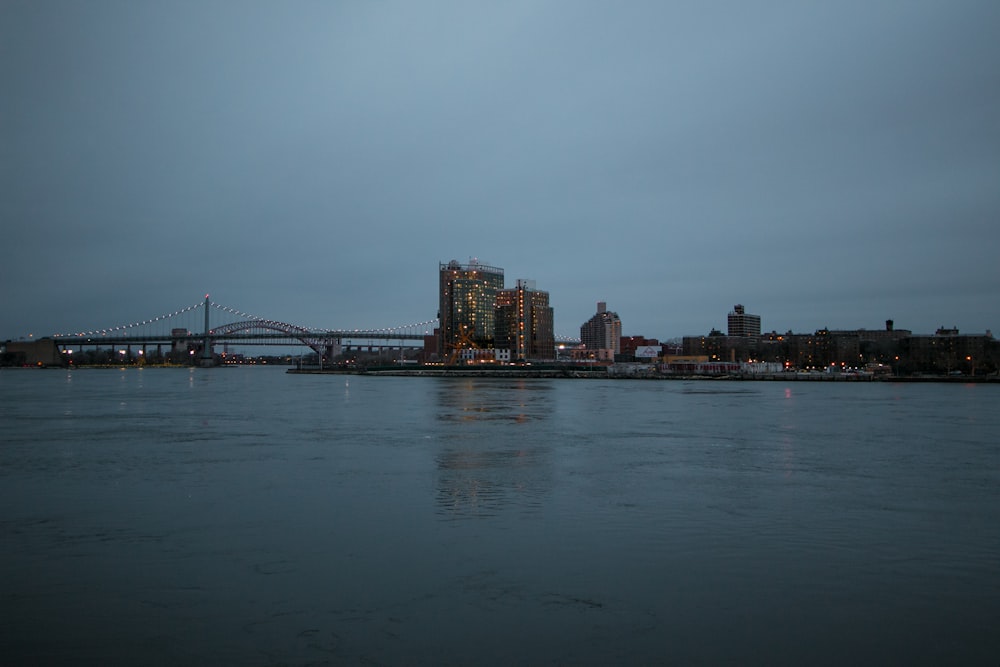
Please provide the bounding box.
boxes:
[438,259,505,354]
[495,279,555,361]
[580,302,622,356]
[727,304,761,338]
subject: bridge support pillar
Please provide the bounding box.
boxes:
[198,294,217,367]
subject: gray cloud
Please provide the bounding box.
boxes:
[3,1,999,341]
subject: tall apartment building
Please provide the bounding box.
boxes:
[495,279,555,361]
[438,259,505,354]
[580,302,622,355]
[727,304,761,338]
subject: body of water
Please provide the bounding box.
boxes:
[2,367,998,665]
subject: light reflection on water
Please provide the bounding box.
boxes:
[433,379,554,521]
[1,368,998,665]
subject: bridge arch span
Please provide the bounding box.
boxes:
[210,320,338,357]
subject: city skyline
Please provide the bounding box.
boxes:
[4,276,993,348]
[3,2,998,341]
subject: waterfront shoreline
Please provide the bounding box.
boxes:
[5,365,994,382]
[286,366,999,382]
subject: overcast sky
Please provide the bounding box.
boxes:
[3,1,999,342]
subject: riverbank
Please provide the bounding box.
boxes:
[287,366,999,382]
[288,365,608,378]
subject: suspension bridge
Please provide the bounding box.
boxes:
[50,296,437,365]
[40,295,582,367]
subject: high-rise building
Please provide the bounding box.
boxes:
[727,304,761,338]
[495,279,555,361]
[438,259,505,354]
[580,302,622,355]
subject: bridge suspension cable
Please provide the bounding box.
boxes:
[54,300,206,338]
[211,301,437,336]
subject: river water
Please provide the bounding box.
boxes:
[1,367,998,665]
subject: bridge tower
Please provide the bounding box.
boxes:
[199,294,216,366]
